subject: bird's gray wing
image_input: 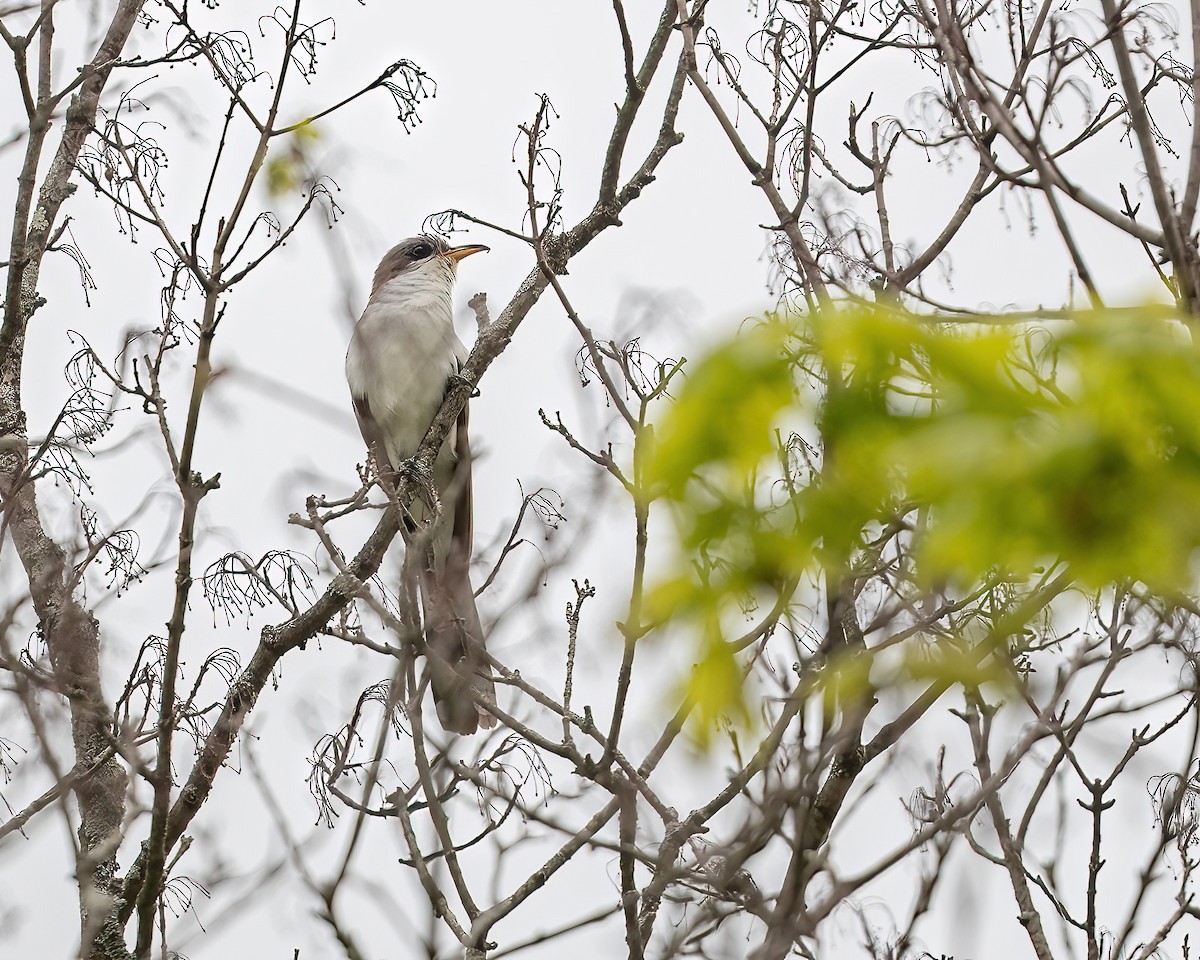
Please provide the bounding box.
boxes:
[450,397,473,568]
[351,390,395,474]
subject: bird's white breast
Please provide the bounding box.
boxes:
[346,263,467,466]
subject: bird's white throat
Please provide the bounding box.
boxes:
[370,257,455,318]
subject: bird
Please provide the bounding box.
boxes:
[345,234,496,734]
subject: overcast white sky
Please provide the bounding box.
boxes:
[1,1,1196,958]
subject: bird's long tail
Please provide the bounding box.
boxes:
[422,561,496,735]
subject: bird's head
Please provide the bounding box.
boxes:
[370,234,489,297]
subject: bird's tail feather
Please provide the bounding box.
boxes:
[422,565,496,735]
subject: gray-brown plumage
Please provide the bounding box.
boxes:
[345,234,495,734]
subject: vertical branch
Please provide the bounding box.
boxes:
[601,397,650,769]
[410,698,481,923]
[1,0,145,361]
[0,3,146,957]
[1181,0,1200,232]
[562,579,595,748]
[673,0,832,309]
[870,123,897,278]
[133,2,334,947]
[133,287,222,957]
[597,0,678,207]
[967,698,1056,960]
[619,785,645,960]
[1041,184,1105,309]
[1098,0,1194,307]
[1081,777,1111,960]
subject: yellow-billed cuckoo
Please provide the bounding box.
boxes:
[345,234,496,734]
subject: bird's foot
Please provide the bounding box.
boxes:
[447,373,480,398]
[397,457,435,500]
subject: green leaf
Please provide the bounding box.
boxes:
[681,634,750,748]
[649,305,1200,738]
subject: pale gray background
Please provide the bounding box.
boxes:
[0,1,1192,957]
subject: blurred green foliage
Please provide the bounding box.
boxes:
[647,307,1200,735]
[265,120,321,197]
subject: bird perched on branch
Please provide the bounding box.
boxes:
[345,234,496,734]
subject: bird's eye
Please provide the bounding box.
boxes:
[410,243,433,259]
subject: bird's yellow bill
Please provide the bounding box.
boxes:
[446,244,490,262]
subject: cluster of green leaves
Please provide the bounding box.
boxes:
[647,306,1200,732]
[265,120,322,197]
